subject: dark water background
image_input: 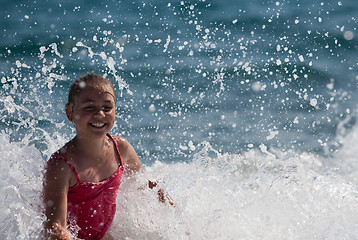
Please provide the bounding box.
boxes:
[0,0,357,164]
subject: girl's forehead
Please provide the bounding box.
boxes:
[78,85,116,100]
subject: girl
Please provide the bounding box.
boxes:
[43,74,172,239]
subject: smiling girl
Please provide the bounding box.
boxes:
[43,74,172,239]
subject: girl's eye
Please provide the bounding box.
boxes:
[84,107,95,111]
[102,106,113,112]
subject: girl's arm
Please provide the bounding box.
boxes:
[115,136,143,174]
[43,158,73,240]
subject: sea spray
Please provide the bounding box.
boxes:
[333,112,358,185]
[112,142,358,239]
[0,134,44,239]
[0,132,357,239]
[0,0,357,239]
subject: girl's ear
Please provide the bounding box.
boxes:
[65,104,73,121]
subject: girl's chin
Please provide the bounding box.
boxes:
[75,124,113,136]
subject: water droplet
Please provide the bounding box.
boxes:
[344,31,354,41]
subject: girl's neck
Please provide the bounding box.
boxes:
[72,134,110,160]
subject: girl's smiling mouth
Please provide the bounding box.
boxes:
[90,123,106,128]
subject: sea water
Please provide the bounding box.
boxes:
[1,0,357,239]
[1,132,358,239]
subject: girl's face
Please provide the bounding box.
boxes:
[66,85,116,138]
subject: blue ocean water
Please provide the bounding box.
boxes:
[0,0,358,239]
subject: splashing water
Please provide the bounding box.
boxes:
[1,0,358,239]
[111,142,358,239]
[0,134,44,239]
[1,133,358,239]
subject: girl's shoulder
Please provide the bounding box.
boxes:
[109,134,142,172]
[47,141,77,171]
[45,149,79,187]
[47,150,68,165]
[47,144,73,164]
[110,134,126,142]
[46,151,71,172]
[110,135,130,150]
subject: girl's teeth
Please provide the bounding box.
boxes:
[92,123,105,127]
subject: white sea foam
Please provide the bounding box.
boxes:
[111,141,358,239]
[0,134,44,239]
[333,122,358,185]
[1,127,358,239]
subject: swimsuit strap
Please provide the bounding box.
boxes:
[49,134,121,185]
[107,133,123,167]
[49,155,82,184]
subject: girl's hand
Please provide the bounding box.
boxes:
[158,188,175,206]
[52,223,71,240]
[149,180,175,206]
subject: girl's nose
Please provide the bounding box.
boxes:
[94,108,105,117]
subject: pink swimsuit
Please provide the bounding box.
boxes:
[48,134,124,240]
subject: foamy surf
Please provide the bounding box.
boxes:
[333,119,358,185]
[1,0,357,239]
[113,141,358,239]
[1,126,358,239]
[0,134,44,239]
